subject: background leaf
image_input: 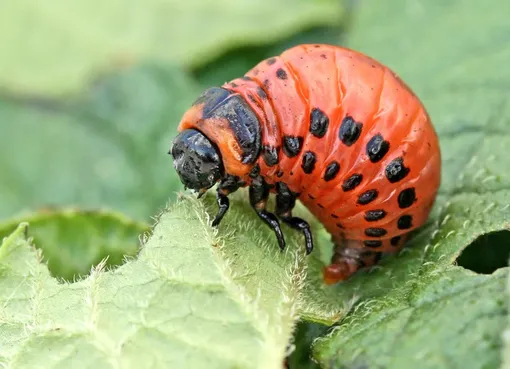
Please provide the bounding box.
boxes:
[0,0,343,95]
[0,65,201,221]
[0,208,147,281]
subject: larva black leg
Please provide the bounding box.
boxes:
[211,175,244,227]
[275,182,314,255]
[211,191,229,226]
[250,176,286,251]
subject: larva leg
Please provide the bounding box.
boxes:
[323,240,382,285]
[275,182,313,255]
[249,176,286,250]
[211,191,229,226]
[211,175,243,227]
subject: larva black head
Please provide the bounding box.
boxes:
[170,129,223,192]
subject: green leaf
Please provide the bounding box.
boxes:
[0,208,147,281]
[194,25,345,88]
[287,322,329,369]
[0,65,201,221]
[312,0,510,367]
[0,196,310,369]
[503,269,510,369]
[0,0,342,95]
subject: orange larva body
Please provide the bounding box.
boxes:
[176,44,441,283]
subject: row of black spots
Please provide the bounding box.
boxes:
[363,216,412,243]
[362,188,415,220]
[363,235,402,249]
[357,184,415,207]
[366,216,413,235]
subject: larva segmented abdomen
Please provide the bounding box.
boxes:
[224,44,441,251]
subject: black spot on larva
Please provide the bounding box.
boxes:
[263,79,270,89]
[256,87,267,99]
[309,108,329,138]
[276,68,288,80]
[308,194,316,200]
[277,170,284,178]
[283,136,303,157]
[242,76,253,81]
[390,236,401,246]
[247,94,257,104]
[365,228,387,237]
[364,210,386,222]
[342,174,363,192]
[318,203,325,209]
[331,214,339,219]
[398,188,416,208]
[364,240,382,248]
[386,157,410,183]
[301,151,316,174]
[324,161,340,181]
[357,189,378,205]
[366,134,390,163]
[249,164,260,178]
[230,82,238,88]
[320,54,327,59]
[314,44,321,48]
[336,223,344,229]
[398,215,413,230]
[339,116,363,146]
[267,57,277,65]
[262,145,279,167]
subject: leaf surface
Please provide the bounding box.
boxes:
[0,66,200,221]
[0,208,147,281]
[0,196,310,369]
[0,0,342,95]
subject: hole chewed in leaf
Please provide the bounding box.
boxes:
[456,230,510,274]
